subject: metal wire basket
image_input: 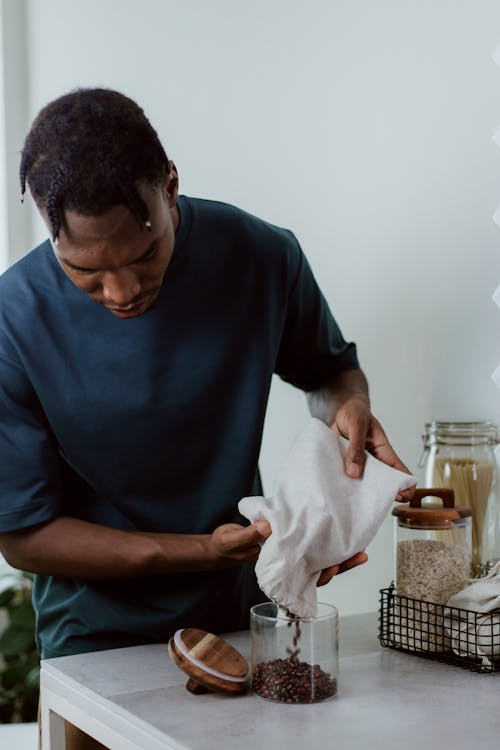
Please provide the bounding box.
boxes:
[379,584,500,673]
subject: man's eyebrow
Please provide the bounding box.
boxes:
[59,239,159,272]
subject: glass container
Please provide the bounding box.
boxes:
[392,488,472,603]
[250,602,338,703]
[391,488,472,653]
[419,421,499,576]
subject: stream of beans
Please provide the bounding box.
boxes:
[252,618,337,703]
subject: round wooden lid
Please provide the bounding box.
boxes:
[392,487,471,529]
[168,628,249,695]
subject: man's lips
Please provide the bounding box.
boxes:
[105,292,155,313]
[108,301,144,312]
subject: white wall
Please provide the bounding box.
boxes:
[0,0,31,272]
[0,0,29,271]
[3,0,500,614]
[0,3,7,273]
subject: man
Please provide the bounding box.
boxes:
[0,88,410,746]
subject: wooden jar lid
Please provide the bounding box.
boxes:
[392,487,472,528]
[168,628,249,695]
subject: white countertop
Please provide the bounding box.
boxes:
[41,612,500,750]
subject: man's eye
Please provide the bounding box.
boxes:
[74,267,96,275]
[136,244,158,263]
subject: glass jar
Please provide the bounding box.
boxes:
[250,602,338,703]
[391,488,472,653]
[419,421,499,576]
[393,488,472,602]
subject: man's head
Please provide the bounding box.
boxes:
[20,88,179,318]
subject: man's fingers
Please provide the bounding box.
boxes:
[316,565,339,586]
[215,522,271,554]
[332,399,370,479]
[396,484,416,502]
[337,551,368,573]
[371,439,409,474]
[340,415,370,479]
[369,427,416,502]
[367,417,413,476]
[253,520,272,538]
[316,552,368,587]
[230,545,262,561]
[346,447,365,478]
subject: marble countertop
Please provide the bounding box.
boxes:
[41,612,500,750]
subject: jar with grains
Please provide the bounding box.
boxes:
[419,421,499,577]
[392,488,472,652]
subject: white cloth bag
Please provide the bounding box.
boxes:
[444,561,500,664]
[238,418,416,618]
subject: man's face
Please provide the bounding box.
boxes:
[46,177,179,319]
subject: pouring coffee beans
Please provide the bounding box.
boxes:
[252,618,337,703]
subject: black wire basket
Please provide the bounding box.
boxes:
[379,584,500,673]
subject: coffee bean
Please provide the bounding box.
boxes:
[253,618,336,703]
[253,657,337,703]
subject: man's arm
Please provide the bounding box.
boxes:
[0,350,272,580]
[0,517,271,579]
[307,367,413,487]
[307,367,414,587]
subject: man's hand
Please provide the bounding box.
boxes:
[308,368,415,501]
[209,521,272,564]
[316,551,368,586]
[333,395,414,501]
[210,525,367,588]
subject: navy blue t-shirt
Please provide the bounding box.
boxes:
[0,196,358,657]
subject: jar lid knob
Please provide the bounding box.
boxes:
[409,488,455,509]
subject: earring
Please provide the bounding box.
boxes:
[145,219,152,229]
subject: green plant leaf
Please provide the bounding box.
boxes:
[24,651,40,670]
[9,602,36,631]
[0,588,16,607]
[0,685,19,702]
[0,573,38,722]
[0,702,15,723]
[25,665,40,691]
[20,691,39,723]
[1,664,30,690]
[0,626,36,657]
[3,653,19,664]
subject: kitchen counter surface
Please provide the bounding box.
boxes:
[41,612,499,750]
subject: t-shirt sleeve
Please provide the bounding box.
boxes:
[274,237,359,391]
[0,353,61,532]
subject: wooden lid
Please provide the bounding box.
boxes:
[392,488,472,529]
[168,628,249,695]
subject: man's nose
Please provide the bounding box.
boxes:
[102,268,141,306]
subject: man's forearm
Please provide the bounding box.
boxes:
[0,516,221,579]
[307,367,370,425]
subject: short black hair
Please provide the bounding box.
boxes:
[20,87,170,241]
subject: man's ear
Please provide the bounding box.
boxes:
[164,161,179,206]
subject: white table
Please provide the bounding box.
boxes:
[40,612,500,750]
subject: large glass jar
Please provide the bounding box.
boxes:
[420,421,499,577]
[250,602,338,703]
[392,488,472,652]
[393,487,472,601]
